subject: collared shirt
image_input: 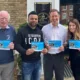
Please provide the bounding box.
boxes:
[0,26,10,29]
[42,23,67,54]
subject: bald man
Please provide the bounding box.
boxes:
[0,11,16,80]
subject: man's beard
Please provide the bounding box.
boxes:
[29,22,37,27]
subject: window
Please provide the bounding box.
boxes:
[62,6,67,11]
[69,12,73,16]
[69,5,73,10]
[62,13,67,20]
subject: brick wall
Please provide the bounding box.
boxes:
[0,0,27,28]
[60,5,73,24]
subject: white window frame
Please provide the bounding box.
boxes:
[69,12,73,16]
[62,12,67,20]
[62,6,67,11]
[69,5,73,10]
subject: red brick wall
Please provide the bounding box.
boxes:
[60,5,73,24]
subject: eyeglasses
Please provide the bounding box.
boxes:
[0,18,8,21]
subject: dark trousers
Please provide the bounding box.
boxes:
[70,57,80,80]
[43,53,64,80]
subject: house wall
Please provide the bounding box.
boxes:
[0,0,60,28]
[27,0,60,17]
[0,0,27,28]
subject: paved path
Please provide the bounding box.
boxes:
[41,75,74,80]
[41,77,74,80]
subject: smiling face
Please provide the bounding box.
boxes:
[0,11,10,28]
[68,22,77,33]
[28,14,38,27]
[68,19,80,40]
[49,11,60,26]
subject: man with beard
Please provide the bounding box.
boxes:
[15,11,47,80]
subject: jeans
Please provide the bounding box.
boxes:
[22,60,41,80]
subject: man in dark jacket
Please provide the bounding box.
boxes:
[0,11,16,80]
[15,11,47,80]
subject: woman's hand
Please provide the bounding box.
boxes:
[77,48,80,51]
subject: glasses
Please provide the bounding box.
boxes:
[0,18,8,21]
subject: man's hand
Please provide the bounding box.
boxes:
[45,43,51,50]
[58,46,64,52]
[26,48,35,55]
[8,42,14,49]
[41,48,48,54]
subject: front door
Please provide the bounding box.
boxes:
[35,2,51,29]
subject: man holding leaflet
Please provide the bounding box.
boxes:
[0,11,16,80]
[42,9,67,80]
[15,11,47,80]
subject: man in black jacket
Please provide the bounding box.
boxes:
[15,11,47,80]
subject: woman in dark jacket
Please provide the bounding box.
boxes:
[67,19,80,80]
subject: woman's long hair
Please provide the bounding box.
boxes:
[68,19,80,40]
